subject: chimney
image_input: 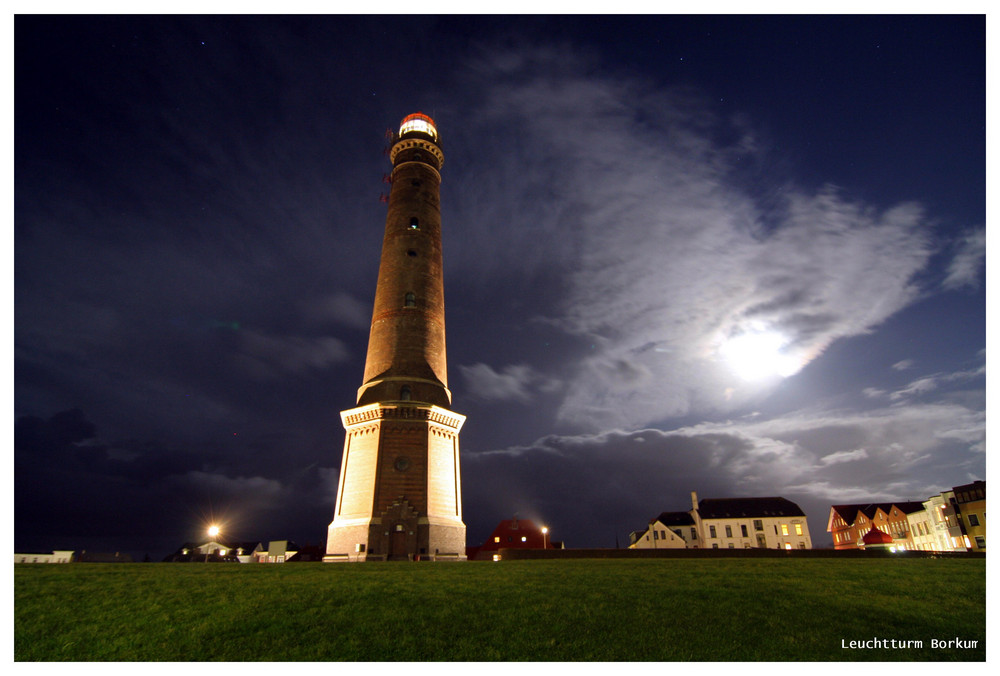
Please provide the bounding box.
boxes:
[691,491,699,511]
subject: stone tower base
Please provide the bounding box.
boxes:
[324,498,466,562]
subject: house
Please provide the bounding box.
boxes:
[467,518,558,561]
[952,480,986,551]
[631,492,813,550]
[919,492,966,552]
[14,550,75,564]
[163,540,262,562]
[692,493,812,550]
[828,502,925,551]
[829,482,985,553]
[629,511,695,549]
[255,540,299,563]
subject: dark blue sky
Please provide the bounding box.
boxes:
[14,14,986,559]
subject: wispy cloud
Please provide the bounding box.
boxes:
[455,43,942,429]
[235,330,350,379]
[459,362,559,403]
[942,227,986,290]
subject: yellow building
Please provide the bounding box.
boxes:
[953,480,985,551]
[692,492,812,550]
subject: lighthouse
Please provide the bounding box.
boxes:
[324,113,467,562]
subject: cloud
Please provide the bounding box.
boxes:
[455,43,938,430]
[235,330,350,379]
[459,362,559,403]
[889,360,986,401]
[942,227,985,290]
[170,470,284,497]
[301,291,371,330]
[819,448,868,465]
[891,359,914,371]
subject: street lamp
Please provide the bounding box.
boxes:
[541,526,548,550]
[206,525,221,562]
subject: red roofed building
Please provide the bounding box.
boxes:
[861,525,894,549]
[828,502,927,550]
[466,518,558,561]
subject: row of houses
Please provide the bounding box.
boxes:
[162,539,326,563]
[629,491,814,550]
[828,480,986,552]
[628,480,986,553]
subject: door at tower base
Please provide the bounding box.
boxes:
[324,402,467,562]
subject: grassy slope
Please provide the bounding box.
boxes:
[14,558,985,661]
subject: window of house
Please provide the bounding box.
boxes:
[781,524,788,536]
[494,537,500,543]
[653,531,659,540]
[725,526,732,538]
[728,543,735,549]
[794,523,803,535]
[521,537,527,542]
[400,385,411,401]
[712,543,719,549]
[753,519,763,531]
[975,536,985,549]
[741,524,748,537]
[968,514,980,527]
[709,525,717,538]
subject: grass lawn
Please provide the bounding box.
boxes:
[14,557,985,661]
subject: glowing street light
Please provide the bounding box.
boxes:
[541,526,548,550]
[207,525,220,538]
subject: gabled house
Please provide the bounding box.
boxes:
[629,511,694,549]
[828,501,931,551]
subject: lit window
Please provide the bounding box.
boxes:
[781,524,789,536]
[784,543,792,550]
[521,536,527,542]
[795,524,803,535]
[494,537,500,543]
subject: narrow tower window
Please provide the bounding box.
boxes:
[404,292,416,307]
[409,217,419,230]
[400,386,411,401]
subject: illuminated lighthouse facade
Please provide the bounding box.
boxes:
[324,113,467,562]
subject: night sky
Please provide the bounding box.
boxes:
[14,14,986,560]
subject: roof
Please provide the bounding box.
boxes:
[652,511,696,526]
[696,497,805,519]
[831,502,925,525]
[862,525,894,545]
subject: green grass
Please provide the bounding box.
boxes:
[15,558,985,661]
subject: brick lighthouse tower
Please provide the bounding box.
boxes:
[324,113,466,562]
